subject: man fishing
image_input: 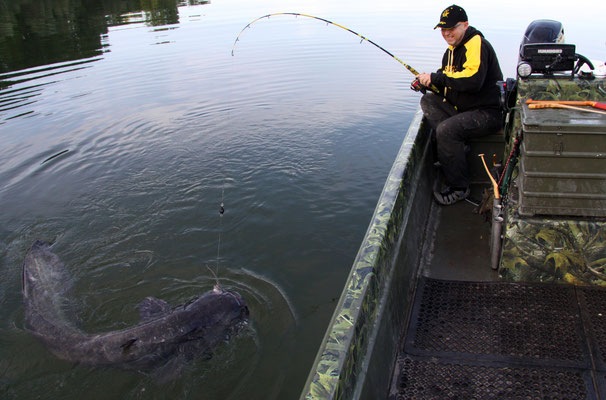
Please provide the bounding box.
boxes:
[416,5,503,205]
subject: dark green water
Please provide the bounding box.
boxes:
[1,0,604,398]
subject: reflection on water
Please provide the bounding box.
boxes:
[0,0,210,73]
[0,0,214,123]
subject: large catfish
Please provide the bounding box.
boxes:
[22,240,249,370]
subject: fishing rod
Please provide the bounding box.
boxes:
[231,13,440,94]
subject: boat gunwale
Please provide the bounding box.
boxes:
[300,108,431,399]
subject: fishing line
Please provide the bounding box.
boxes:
[210,46,241,282]
[215,176,226,278]
[231,12,440,95]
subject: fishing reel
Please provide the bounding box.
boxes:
[410,78,427,94]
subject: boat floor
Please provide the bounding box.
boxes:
[389,187,605,399]
[419,185,498,282]
[389,276,606,399]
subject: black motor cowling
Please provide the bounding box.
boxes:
[517,19,592,78]
[520,19,564,47]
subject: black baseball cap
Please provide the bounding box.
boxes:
[434,5,468,29]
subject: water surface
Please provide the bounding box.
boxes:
[1,0,604,398]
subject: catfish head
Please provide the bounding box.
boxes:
[138,286,249,348]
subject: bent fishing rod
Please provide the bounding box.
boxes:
[231,13,439,95]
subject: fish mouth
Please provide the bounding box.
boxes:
[216,288,249,319]
[236,300,249,321]
[225,291,249,325]
[225,304,249,339]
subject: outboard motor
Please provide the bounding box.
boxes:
[520,19,565,47]
[517,19,593,78]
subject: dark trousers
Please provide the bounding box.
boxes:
[420,93,502,188]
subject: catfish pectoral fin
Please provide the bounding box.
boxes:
[138,297,171,321]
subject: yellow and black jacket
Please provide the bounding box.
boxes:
[430,26,503,112]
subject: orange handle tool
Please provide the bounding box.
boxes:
[527,99,606,111]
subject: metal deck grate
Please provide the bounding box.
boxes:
[579,287,606,371]
[405,278,589,367]
[390,355,593,400]
[390,277,606,399]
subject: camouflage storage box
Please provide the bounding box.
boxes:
[517,100,606,217]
